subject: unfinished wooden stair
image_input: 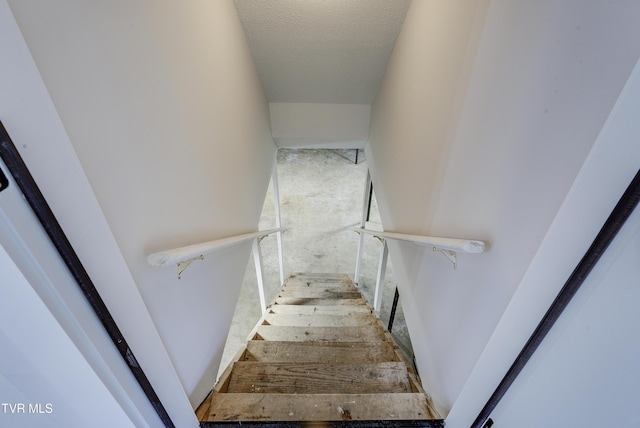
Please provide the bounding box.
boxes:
[197,273,443,427]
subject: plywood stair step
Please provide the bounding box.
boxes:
[227,361,412,394]
[279,289,363,299]
[204,393,434,422]
[197,273,442,425]
[268,304,372,315]
[284,272,353,284]
[281,277,358,291]
[241,341,400,363]
[277,278,361,299]
[254,325,386,342]
[274,296,368,306]
[263,312,377,327]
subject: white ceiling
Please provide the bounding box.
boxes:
[233,0,411,104]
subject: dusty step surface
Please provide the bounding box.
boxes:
[283,274,356,284]
[263,312,377,327]
[281,280,358,292]
[274,296,368,306]
[281,282,357,293]
[242,341,400,363]
[204,393,437,421]
[197,273,441,424]
[254,325,386,342]
[286,272,352,282]
[277,274,361,299]
[226,362,412,394]
[278,288,364,299]
[268,304,372,315]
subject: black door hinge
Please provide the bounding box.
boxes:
[0,166,9,192]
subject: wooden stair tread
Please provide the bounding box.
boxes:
[254,325,386,342]
[242,341,399,363]
[269,304,372,315]
[287,273,352,282]
[282,281,357,292]
[197,273,441,423]
[278,289,363,299]
[275,297,367,306]
[263,313,377,327]
[226,362,412,394]
[205,393,435,421]
[284,274,355,284]
[282,283,357,293]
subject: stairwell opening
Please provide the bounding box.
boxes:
[218,148,416,380]
[194,149,441,424]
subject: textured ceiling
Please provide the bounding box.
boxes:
[233,0,411,104]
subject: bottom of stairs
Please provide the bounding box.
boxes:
[196,273,444,427]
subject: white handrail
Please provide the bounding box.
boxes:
[354,228,486,254]
[355,227,488,314]
[147,227,287,267]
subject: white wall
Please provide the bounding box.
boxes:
[447,58,640,428]
[270,103,370,149]
[5,0,275,412]
[488,191,640,428]
[1,2,194,425]
[367,0,640,416]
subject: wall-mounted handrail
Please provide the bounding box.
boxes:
[354,228,486,254]
[147,227,287,314]
[354,227,488,313]
[147,227,286,267]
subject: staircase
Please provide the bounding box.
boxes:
[196,273,443,427]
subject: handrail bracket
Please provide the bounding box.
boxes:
[434,247,457,270]
[177,255,204,279]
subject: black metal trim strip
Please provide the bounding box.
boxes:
[0,163,9,192]
[388,286,400,332]
[366,183,374,222]
[471,168,640,428]
[0,121,175,428]
[200,420,445,428]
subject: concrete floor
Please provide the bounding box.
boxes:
[218,149,414,379]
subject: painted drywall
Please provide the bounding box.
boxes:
[270,103,370,148]
[489,195,640,428]
[234,0,411,104]
[367,0,489,233]
[365,0,490,413]
[0,3,194,426]
[366,0,640,416]
[6,0,276,410]
[446,58,640,428]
